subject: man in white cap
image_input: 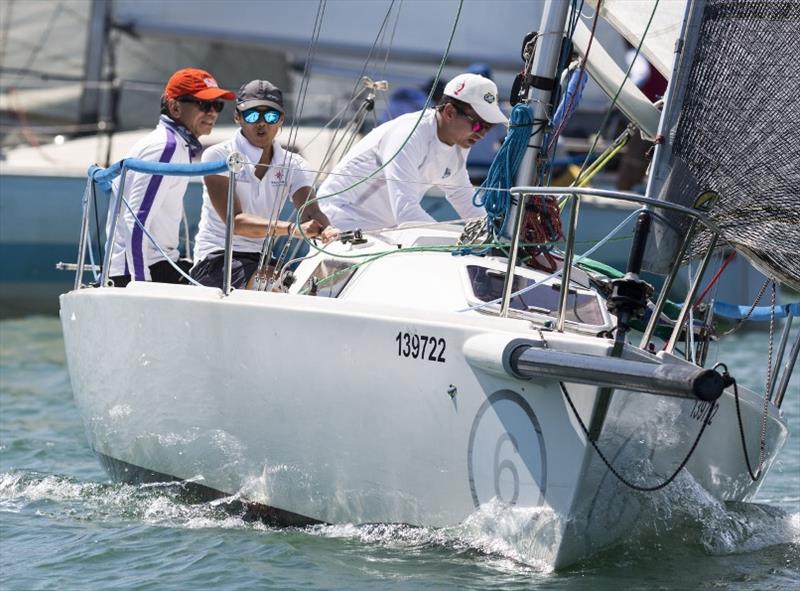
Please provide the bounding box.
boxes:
[318,73,507,231]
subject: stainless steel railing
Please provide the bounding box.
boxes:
[505,185,723,355]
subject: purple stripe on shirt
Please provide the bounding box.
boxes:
[130,128,177,280]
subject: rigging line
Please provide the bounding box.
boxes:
[560,381,715,492]
[292,0,465,261]
[270,85,392,281]
[693,249,736,309]
[720,278,770,336]
[117,194,201,287]
[732,377,764,481]
[573,0,661,184]
[10,0,66,85]
[290,0,398,207]
[380,0,403,82]
[258,0,333,289]
[0,0,15,71]
[547,0,599,152]
[344,0,396,102]
[284,0,326,162]
[458,208,646,313]
[722,354,772,484]
[256,0,328,286]
[313,94,373,182]
[371,0,394,79]
[298,86,368,153]
[761,282,777,463]
[293,0,401,225]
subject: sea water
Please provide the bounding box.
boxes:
[1,316,798,590]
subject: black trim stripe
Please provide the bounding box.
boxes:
[97,452,322,527]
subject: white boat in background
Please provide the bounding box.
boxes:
[58,0,799,570]
[1,0,773,315]
[0,133,770,315]
[0,124,351,315]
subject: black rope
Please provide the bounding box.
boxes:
[559,382,715,492]
[731,376,766,482]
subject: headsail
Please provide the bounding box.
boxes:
[588,0,687,79]
[642,0,800,291]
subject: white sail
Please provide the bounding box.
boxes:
[587,0,686,78]
[571,20,661,139]
[110,0,546,69]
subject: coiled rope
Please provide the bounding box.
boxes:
[472,103,535,237]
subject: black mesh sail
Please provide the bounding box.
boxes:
[643,0,800,291]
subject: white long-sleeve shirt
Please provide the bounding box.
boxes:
[318,109,483,231]
[107,120,191,280]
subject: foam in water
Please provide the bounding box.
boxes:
[1,467,796,573]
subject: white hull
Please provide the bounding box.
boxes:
[60,277,787,568]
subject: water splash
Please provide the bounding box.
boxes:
[306,500,559,572]
[599,469,800,558]
[1,467,796,574]
[0,470,264,531]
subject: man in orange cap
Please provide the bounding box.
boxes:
[108,68,234,287]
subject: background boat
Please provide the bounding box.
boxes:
[0,0,628,315]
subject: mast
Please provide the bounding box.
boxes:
[77,0,109,133]
[504,0,571,238]
[498,0,570,317]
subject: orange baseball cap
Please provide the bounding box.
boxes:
[163,68,235,101]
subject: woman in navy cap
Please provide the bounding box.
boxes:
[191,80,338,289]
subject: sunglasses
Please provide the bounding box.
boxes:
[239,108,282,125]
[177,96,225,113]
[449,102,493,133]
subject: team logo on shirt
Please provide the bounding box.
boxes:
[271,169,286,186]
[442,168,452,179]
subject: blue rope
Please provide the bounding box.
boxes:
[713,301,800,321]
[88,159,229,195]
[551,67,588,132]
[472,103,535,237]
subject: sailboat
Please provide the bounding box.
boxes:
[59,0,798,568]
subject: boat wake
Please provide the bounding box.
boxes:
[1,469,796,572]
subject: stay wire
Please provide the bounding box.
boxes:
[291,0,466,260]
[571,0,660,188]
[255,0,327,289]
[267,0,400,287]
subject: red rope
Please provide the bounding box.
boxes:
[693,250,737,309]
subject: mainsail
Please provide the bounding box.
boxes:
[642,0,800,291]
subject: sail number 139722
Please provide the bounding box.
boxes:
[395,331,446,363]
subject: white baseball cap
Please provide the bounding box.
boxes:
[443,73,507,125]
